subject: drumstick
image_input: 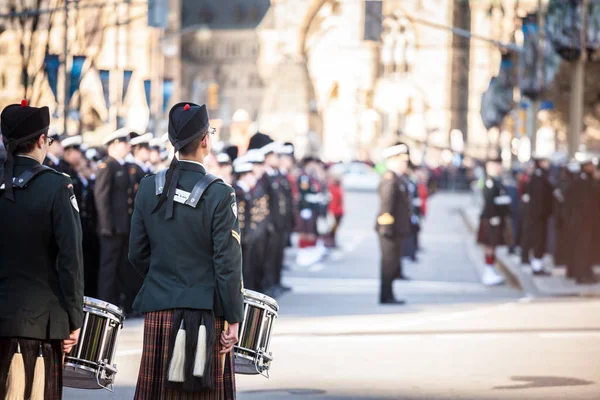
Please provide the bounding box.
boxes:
[221,321,229,377]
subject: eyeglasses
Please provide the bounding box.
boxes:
[46,136,55,146]
[208,127,216,136]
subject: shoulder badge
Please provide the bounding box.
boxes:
[377,212,395,225]
[231,201,238,218]
[70,195,79,212]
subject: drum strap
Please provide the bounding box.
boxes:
[155,172,223,208]
[0,164,52,190]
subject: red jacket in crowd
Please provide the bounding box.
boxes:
[328,182,344,217]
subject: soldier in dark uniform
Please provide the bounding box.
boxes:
[525,155,554,275]
[94,129,136,312]
[567,156,599,284]
[375,142,412,305]
[60,135,101,296]
[297,157,322,249]
[129,133,154,200]
[0,100,83,399]
[476,157,509,286]
[232,155,260,291]
[129,102,243,398]
[245,148,271,293]
[216,151,234,185]
[265,141,294,295]
[42,131,63,169]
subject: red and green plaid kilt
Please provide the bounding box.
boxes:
[134,310,236,400]
[0,337,63,400]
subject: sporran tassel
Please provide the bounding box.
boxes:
[5,342,26,400]
[30,344,45,400]
[193,323,207,377]
[168,320,187,382]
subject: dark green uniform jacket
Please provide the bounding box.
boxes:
[0,156,84,339]
[129,161,244,324]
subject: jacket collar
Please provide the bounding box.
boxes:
[178,159,206,174]
[14,155,41,167]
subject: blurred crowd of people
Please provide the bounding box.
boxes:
[0,128,353,314]
[476,153,600,286]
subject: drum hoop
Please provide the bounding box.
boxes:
[83,306,124,324]
[83,297,124,318]
[64,361,100,375]
[234,345,258,355]
[243,299,279,315]
[234,346,273,362]
[243,290,279,311]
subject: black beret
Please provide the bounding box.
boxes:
[224,145,239,162]
[1,100,50,145]
[168,102,210,152]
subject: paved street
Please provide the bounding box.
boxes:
[65,192,600,400]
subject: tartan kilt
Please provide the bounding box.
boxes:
[0,337,63,400]
[477,217,512,247]
[135,310,236,400]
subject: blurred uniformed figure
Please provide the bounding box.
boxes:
[552,165,570,266]
[262,140,293,296]
[297,157,321,248]
[61,136,101,296]
[476,157,509,286]
[246,148,270,293]
[233,155,260,291]
[149,136,167,171]
[402,168,421,264]
[277,143,298,250]
[376,142,412,304]
[524,155,554,275]
[130,133,154,174]
[42,130,63,169]
[95,129,136,313]
[216,152,234,184]
[566,155,599,284]
[0,100,83,399]
[129,102,243,397]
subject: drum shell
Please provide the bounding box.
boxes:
[63,297,124,390]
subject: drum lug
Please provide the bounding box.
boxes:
[96,360,116,392]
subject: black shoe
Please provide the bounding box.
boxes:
[398,275,411,281]
[380,298,406,305]
[532,269,551,276]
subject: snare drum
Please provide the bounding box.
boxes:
[234,289,279,376]
[63,297,124,391]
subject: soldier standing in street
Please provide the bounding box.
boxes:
[526,155,554,275]
[246,148,271,293]
[129,102,243,398]
[567,156,599,284]
[60,135,100,296]
[375,142,412,305]
[95,129,137,313]
[233,155,260,291]
[476,157,509,286]
[0,100,83,399]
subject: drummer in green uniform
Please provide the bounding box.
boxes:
[0,100,84,399]
[129,102,244,398]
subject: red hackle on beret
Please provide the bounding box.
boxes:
[20,99,28,107]
[184,104,190,111]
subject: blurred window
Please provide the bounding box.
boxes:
[232,4,247,23]
[198,6,214,24]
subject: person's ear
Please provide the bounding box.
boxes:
[37,134,46,149]
[201,135,209,148]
